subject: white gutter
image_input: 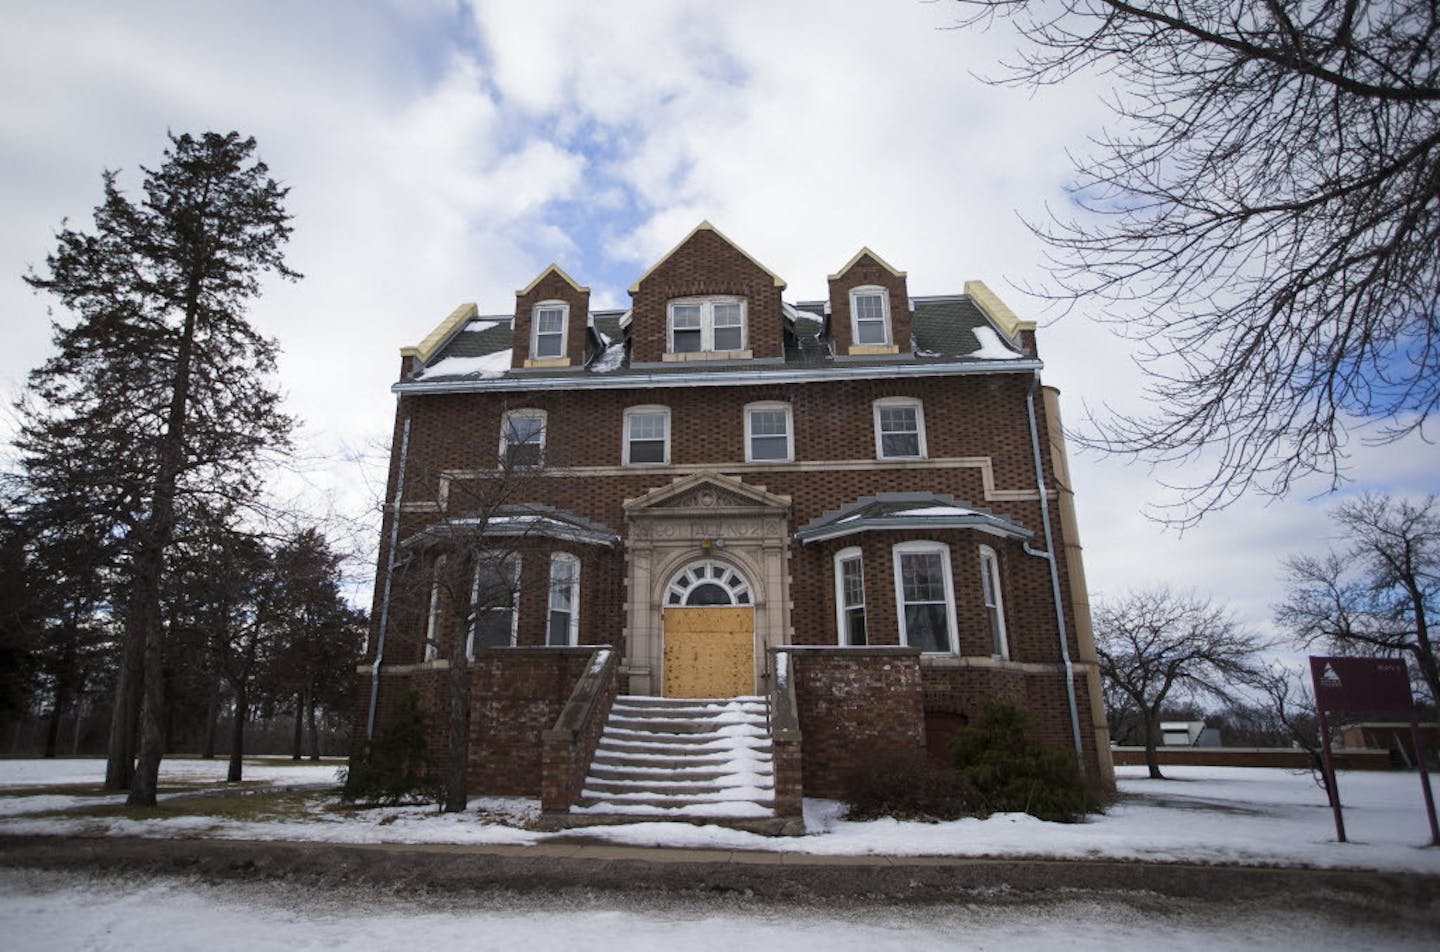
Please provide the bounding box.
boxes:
[367,412,411,740]
[1023,371,1086,774]
[394,358,1043,395]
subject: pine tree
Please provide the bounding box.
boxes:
[21,131,298,803]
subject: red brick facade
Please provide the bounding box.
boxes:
[354,223,1115,804]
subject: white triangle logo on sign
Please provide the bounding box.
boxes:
[1320,663,1342,686]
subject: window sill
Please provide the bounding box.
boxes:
[847,344,900,356]
[662,349,753,362]
[524,356,571,368]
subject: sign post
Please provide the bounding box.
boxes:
[1309,656,1439,847]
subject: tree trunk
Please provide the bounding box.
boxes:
[125,273,204,806]
[104,610,145,790]
[445,632,470,813]
[228,687,247,783]
[71,694,86,755]
[1144,712,1165,780]
[202,679,219,759]
[306,683,320,761]
[44,679,68,759]
[128,558,168,806]
[291,691,303,760]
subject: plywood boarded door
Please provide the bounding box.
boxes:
[662,607,755,698]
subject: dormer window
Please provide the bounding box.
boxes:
[851,286,890,346]
[532,302,568,359]
[668,297,746,354]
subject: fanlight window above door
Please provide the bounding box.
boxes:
[665,560,752,606]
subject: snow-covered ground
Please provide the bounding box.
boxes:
[2,868,1433,952]
[2,759,1437,873]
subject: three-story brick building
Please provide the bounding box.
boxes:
[358,222,1114,822]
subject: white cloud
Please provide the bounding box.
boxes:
[2,0,1436,628]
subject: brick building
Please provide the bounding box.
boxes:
[357,222,1115,827]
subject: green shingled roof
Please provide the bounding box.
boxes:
[411,293,1023,384]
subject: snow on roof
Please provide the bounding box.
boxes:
[782,301,821,325]
[467,320,501,333]
[421,350,512,378]
[967,326,1022,360]
[617,308,633,329]
[588,340,626,373]
[894,505,979,518]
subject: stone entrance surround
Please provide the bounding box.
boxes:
[622,472,792,696]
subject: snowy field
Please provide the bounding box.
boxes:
[1,759,1438,873]
[1,868,1434,952]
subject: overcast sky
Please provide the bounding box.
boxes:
[2,1,1435,640]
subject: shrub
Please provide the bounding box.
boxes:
[950,702,1099,823]
[340,692,441,806]
[841,751,981,821]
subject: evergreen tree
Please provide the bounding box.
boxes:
[21,131,297,803]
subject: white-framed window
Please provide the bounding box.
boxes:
[468,554,520,656]
[745,402,793,462]
[624,406,670,465]
[531,301,568,359]
[979,545,1009,659]
[850,285,891,346]
[873,397,927,459]
[834,546,867,646]
[423,555,446,662]
[892,541,958,654]
[668,296,747,353]
[499,409,546,468]
[665,560,753,606]
[547,553,580,647]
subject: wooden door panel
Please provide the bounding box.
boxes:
[662,607,754,698]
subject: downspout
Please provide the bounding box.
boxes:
[1023,371,1085,774]
[367,412,412,739]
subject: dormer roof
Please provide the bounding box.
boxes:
[828,247,906,281]
[518,263,589,297]
[627,220,787,294]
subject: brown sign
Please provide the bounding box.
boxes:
[1309,656,1413,714]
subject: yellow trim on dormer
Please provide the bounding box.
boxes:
[627,220,787,294]
[517,263,588,296]
[401,302,478,363]
[965,280,1036,339]
[828,247,906,281]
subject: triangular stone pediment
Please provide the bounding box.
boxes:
[624,471,790,515]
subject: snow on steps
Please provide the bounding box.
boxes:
[543,695,802,836]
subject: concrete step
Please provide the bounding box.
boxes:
[605,717,762,735]
[568,694,788,833]
[595,740,772,759]
[582,777,771,797]
[577,794,776,811]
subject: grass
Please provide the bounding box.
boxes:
[29,789,334,824]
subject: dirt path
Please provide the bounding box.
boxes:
[3,833,1438,919]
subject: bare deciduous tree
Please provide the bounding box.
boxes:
[1277,493,1438,705]
[955,1,1440,523]
[388,415,559,813]
[1095,587,1269,778]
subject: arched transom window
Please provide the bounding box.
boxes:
[665,560,753,606]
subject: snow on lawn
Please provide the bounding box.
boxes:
[3,761,1438,873]
[0,757,341,816]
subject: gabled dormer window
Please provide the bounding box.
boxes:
[668,296,746,354]
[850,286,890,346]
[532,301,568,359]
